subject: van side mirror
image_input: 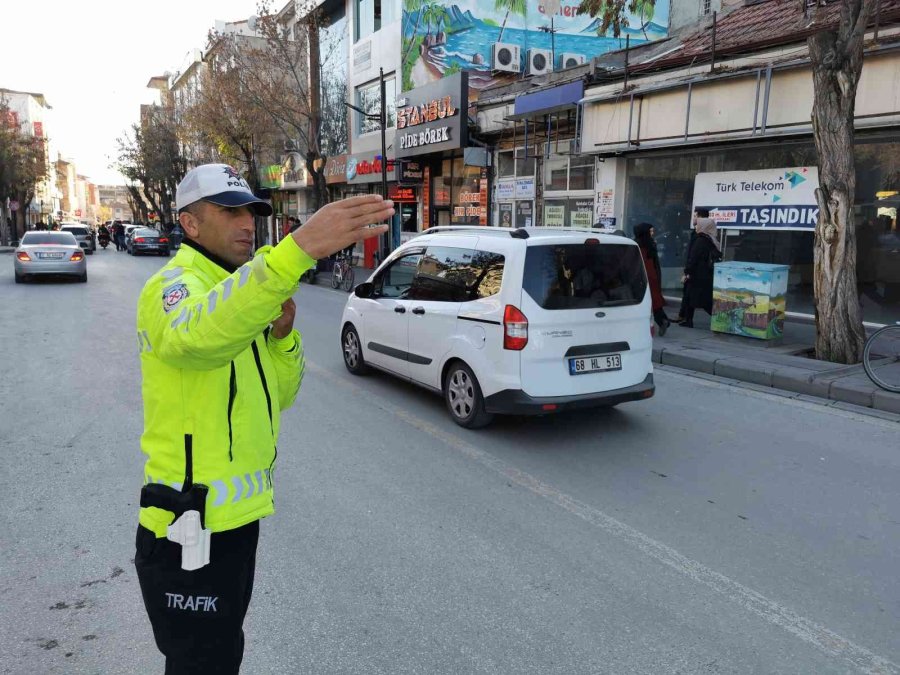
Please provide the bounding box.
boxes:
[354,281,374,298]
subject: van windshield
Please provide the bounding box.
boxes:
[523,243,647,310]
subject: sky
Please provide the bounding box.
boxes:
[0,0,260,186]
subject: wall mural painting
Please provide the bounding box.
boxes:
[401,0,670,93]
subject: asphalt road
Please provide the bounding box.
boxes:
[1,248,898,675]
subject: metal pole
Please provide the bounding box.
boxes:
[711,11,717,72]
[379,67,389,258]
[624,35,630,89]
[551,18,556,71]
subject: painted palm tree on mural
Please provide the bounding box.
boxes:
[577,0,657,39]
[495,0,528,43]
[423,2,450,43]
[402,0,425,64]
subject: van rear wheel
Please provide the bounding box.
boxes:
[444,362,493,429]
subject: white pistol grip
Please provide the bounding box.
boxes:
[166,510,212,571]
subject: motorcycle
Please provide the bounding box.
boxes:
[98,232,110,249]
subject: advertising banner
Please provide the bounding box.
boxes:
[396,72,468,158]
[544,201,565,227]
[570,198,594,228]
[498,202,513,228]
[496,180,515,200]
[692,167,820,231]
[515,177,535,199]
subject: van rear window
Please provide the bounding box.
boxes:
[523,243,647,310]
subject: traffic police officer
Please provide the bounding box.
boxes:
[134,163,392,673]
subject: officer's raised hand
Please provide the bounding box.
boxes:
[291,195,394,260]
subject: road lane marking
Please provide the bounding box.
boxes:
[306,360,900,675]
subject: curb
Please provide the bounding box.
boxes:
[653,344,900,416]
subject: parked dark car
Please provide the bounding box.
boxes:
[127,227,170,256]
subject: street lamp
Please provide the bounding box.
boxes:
[344,67,390,262]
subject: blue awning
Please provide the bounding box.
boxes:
[512,80,585,119]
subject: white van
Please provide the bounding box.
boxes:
[340,227,655,428]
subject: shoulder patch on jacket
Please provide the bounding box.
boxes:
[162,282,190,313]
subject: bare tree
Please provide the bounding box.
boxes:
[806,0,873,364]
[117,108,187,224]
[0,97,50,242]
[223,0,349,210]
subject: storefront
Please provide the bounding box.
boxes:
[270,154,310,244]
[619,138,900,324]
[494,79,586,229]
[396,73,481,231]
[580,46,900,324]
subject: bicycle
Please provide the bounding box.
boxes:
[863,321,900,393]
[331,252,355,292]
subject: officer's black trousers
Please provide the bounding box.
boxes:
[134,520,259,675]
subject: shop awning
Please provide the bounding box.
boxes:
[510,80,584,120]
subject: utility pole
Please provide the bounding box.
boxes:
[344,66,392,262]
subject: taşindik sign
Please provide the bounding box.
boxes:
[396,72,468,158]
[692,167,820,231]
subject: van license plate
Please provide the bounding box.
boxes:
[569,354,621,375]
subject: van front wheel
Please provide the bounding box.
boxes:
[444,362,494,429]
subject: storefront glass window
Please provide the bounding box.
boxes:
[516,147,535,177]
[624,139,900,323]
[497,151,515,177]
[545,155,568,191]
[569,155,595,191]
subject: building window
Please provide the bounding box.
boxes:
[497,151,515,177]
[543,154,595,192]
[515,147,535,177]
[355,0,397,41]
[355,76,396,135]
[700,0,712,16]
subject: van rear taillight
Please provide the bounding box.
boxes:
[503,305,528,350]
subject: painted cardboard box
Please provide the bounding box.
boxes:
[712,262,789,340]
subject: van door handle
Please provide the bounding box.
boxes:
[411,307,425,315]
[394,306,406,314]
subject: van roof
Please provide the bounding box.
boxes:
[414,226,636,246]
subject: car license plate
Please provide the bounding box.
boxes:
[38,252,64,259]
[569,354,622,375]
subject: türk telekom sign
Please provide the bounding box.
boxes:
[396,72,468,158]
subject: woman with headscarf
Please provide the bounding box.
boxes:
[633,222,671,336]
[682,215,722,328]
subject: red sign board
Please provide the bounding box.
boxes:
[33,121,43,138]
[423,167,430,230]
[388,186,417,202]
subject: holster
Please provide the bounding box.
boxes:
[140,482,209,529]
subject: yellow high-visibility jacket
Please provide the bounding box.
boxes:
[136,237,315,537]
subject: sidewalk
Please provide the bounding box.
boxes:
[653,312,900,417]
[0,246,13,254]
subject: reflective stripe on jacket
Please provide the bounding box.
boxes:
[136,236,315,537]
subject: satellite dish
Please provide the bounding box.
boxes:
[248,15,258,31]
[544,0,562,16]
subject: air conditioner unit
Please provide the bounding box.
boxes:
[526,48,552,76]
[559,53,586,70]
[491,43,521,73]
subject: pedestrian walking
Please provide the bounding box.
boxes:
[633,222,671,336]
[681,212,722,328]
[133,163,392,673]
[674,213,701,325]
